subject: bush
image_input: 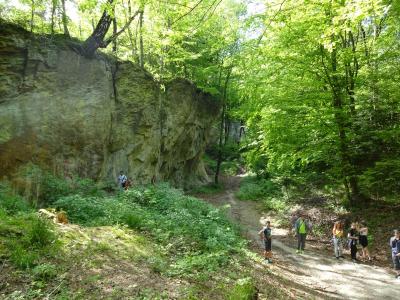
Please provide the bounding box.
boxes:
[227,278,257,300]
[10,243,39,269]
[54,195,108,225]
[55,184,243,276]
[0,183,31,214]
[32,263,57,281]
[14,164,105,206]
[236,177,281,201]
[2,214,59,270]
[28,217,57,248]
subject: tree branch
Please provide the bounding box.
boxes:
[170,0,204,26]
[101,10,141,48]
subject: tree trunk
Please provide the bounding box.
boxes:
[139,10,144,69]
[125,0,136,59]
[215,68,232,185]
[330,46,361,205]
[112,10,117,53]
[51,0,57,35]
[30,0,35,33]
[61,0,70,36]
[81,0,115,57]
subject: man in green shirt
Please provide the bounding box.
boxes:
[294,214,312,254]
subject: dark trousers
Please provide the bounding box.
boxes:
[297,233,306,250]
[351,244,358,259]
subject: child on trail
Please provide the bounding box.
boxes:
[294,213,312,254]
[359,224,371,261]
[259,221,273,263]
[391,230,400,279]
[348,223,359,262]
[332,221,345,259]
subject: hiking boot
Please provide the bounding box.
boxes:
[335,256,339,260]
[339,255,345,259]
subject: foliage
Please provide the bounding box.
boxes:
[190,182,223,195]
[227,277,257,300]
[233,0,400,205]
[32,263,58,281]
[54,183,243,276]
[0,213,59,269]
[0,182,31,214]
[236,176,281,201]
[14,164,105,206]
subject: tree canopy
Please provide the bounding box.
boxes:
[1,0,399,205]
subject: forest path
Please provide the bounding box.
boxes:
[200,176,400,300]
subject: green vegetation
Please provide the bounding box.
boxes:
[0,172,289,299]
[0,205,59,270]
[55,183,243,276]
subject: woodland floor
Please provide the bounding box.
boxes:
[199,176,400,300]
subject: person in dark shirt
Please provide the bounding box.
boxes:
[391,230,400,279]
[348,223,359,262]
[259,221,273,263]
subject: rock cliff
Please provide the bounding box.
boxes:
[0,23,220,188]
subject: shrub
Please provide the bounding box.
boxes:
[236,177,281,201]
[10,243,39,269]
[122,211,146,230]
[55,184,243,276]
[227,278,257,300]
[54,195,107,225]
[28,217,57,248]
[14,164,106,206]
[0,183,31,214]
[32,263,57,281]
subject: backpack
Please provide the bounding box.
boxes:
[264,227,272,240]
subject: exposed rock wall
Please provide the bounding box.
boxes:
[0,23,220,188]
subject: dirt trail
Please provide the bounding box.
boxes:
[201,176,400,300]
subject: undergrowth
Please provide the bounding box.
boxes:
[54,183,244,277]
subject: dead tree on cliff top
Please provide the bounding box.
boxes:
[80,0,141,58]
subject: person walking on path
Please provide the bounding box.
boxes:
[117,171,128,189]
[359,224,371,261]
[294,214,312,254]
[332,221,345,259]
[259,221,273,263]
[391,230,400,279]
[348,223,359,262]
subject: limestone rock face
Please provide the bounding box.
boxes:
[0,24,220,188]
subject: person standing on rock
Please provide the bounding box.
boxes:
[332,221,345,259]
[118,171,128,190]
[259,221,273,263]
[294,213,312,254]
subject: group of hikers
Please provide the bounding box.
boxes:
[259,213,400,278]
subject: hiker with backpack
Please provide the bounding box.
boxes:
[259,221,273,263]
[294,213,312,254]
[348,222,359,262]
[117,171,128,189]
[391,230,400,279]
[332,221,345,259]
